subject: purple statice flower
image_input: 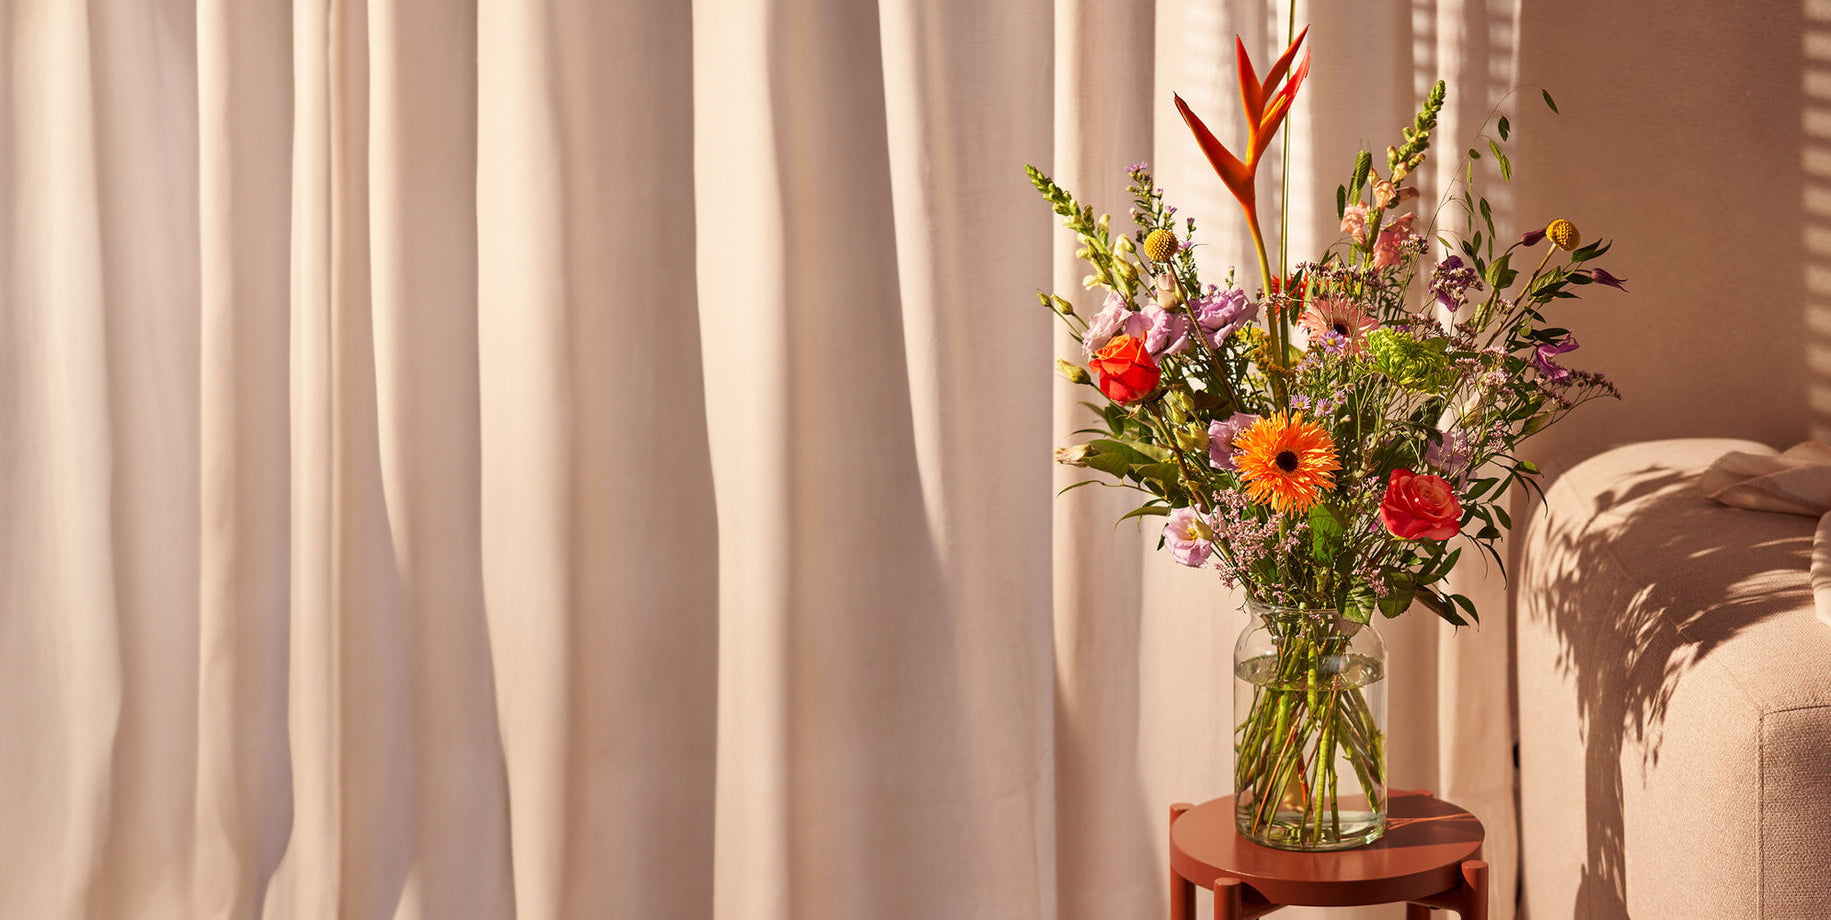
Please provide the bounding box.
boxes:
[1531,335,1580,382]
[1163,507,1214,567]
[1208,411,1259,470]
[1082,292,1132,357]
[1211,487,1282,574]
[1585,268,1629,291]
[1192,287,1258,348]
[1429,254,1482,312]
[1137,304,1191,359]
[1425,429,1473,487]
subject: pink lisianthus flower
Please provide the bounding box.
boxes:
[1207,411,1259,470]
[1082,293,1132,357]
[1372,212,1418,269]
[1137,304,1191,359]
[1163,506,1215,567]
[1193,288,1258,349]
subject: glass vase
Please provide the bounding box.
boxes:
[1232,601,1388,850]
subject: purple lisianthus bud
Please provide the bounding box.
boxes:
[1207,411,1259,471]
[1519,226,1548,247]
[1586,268,1629,291]
[1163,507,1214,567]
[1082,293,1132,358]
[1138,305,1190,358]
[1193,288,1258,348]
[1531,335,1580,382]
[1424,429,1472,487]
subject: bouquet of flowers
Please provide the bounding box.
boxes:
[1029,27,1623,849]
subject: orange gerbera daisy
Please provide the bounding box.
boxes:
[1232,412,1341,514]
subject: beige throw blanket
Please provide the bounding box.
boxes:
[1699,441,1831,628]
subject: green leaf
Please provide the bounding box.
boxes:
[1493,503,1512,529]
[1378,571,1417,619]
[1427,547,1462,581]
[1349,150,1373,197]
[1517,459,1540,475]
[1088,437,1171,463]
[1343,586,1378,625]
[1309,504,1345,566]
[1056,479,1103,496]
[1084,449,1133,479]
[1542,89,1559,114]
[1415,588,1468,627]
[1336,184,1347,219]
[1571,239,1611,262]
[1468,147,1482,160]
[1497,115,1510,141]
[1117,503,1171,524]
[1132,462,1181,489]
[1498,154,1512,182]
[1450,592,1482,624]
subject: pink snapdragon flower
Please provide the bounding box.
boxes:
[1341,203,1370,245]
[1372,212,1419,269]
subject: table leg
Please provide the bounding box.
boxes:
[1170,804,1193,920]
[1214,877,1243,920]
[1405,905,1432,919]
[1460,859,1489,920]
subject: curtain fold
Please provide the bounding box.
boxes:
[0,1,1521,918]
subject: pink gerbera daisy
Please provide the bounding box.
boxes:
[1297,298,1378,352]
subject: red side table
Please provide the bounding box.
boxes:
[1169,790,1488,919]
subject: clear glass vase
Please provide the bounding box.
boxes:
[1232,601,1388,850]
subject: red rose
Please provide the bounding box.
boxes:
[1379,468,1462,541]
[1089,334,1160,404]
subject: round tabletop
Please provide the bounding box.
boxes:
[1170,790,1484,908]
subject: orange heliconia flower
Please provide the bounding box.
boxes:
[1173,27,1312,226]
[1232,411,1340,515]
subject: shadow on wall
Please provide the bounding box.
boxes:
[1522,463,1809,919]
[1515,1,1823,471]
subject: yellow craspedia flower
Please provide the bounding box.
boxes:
[1144,228,1179,263]
[1546,218,1580,252]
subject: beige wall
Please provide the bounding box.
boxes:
[1515,1,1826,473]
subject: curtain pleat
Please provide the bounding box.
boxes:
[0,1,1523,918]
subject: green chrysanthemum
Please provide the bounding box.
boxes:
[1365,328,1452,391]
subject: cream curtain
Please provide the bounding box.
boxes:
[0,1,1517,918]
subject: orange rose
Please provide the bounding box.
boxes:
[1089,334,1161,404]
[1379,468,1461,541]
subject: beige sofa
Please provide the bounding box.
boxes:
[1517,438,1831,918]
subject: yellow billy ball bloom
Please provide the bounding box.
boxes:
[1144,228,1179,263]
[1546,218,1581,252]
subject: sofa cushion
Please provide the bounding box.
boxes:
[1517,438,1831,918]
